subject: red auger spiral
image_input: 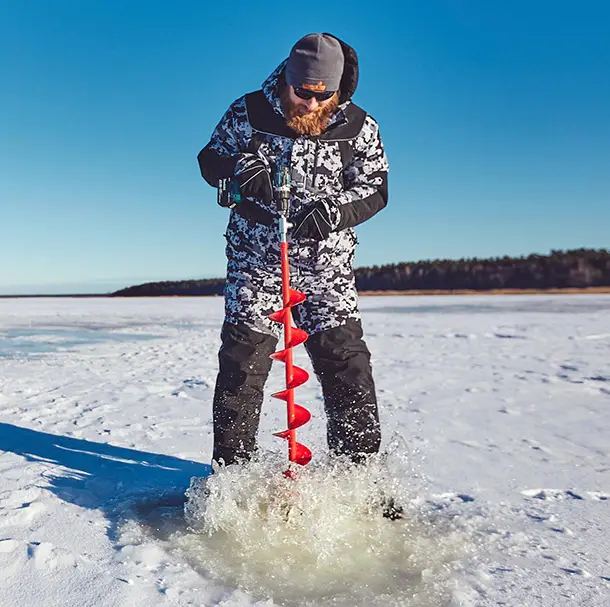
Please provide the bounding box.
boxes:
[269,240,312,472]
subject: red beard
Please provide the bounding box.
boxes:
[281,88,340,137]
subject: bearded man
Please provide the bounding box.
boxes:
[198,33,389,468]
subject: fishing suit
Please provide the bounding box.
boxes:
[197,36,389,466]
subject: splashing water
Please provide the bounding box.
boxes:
[175,454,472,606]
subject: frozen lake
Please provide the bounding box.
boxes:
[0,295,609,606]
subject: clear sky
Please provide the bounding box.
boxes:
[1,1,609,294]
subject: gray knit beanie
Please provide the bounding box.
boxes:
[285,33,344,92]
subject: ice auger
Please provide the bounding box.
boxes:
[269,168,312,473]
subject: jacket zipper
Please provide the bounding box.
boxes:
[312,138,320,192]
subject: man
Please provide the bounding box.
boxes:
[198,33,389,468]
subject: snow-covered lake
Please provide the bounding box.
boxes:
[0,295,609,606]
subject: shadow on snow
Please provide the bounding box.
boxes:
[0,422,212,539]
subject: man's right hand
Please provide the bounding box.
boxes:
[234,154,274,204]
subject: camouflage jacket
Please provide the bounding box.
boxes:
[197,35,389,272]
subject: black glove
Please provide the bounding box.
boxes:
[234,154,274,204]
[291,199,340,241]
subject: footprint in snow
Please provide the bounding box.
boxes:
[0,539,19,553]
[521,489,609,501]
[559,565,591,578]
[492,333,527,340]
[0,539,26,581]
[556,373,585,384]
[0,500,46,528]
[521,438,552,457]
[524,512,574,535]
[172,378,211,399]
[0,487,43,509]
[27,541,77,569]
[426,492,475,511]
[587,491,609,501]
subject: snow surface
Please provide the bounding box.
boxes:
[0,295,609,606]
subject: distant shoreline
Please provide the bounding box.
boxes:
[358,286,610,296]
[0,294,109,299]
[5,249,609,299]
[2,286,610,299]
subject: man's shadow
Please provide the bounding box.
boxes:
[0,422,212,540]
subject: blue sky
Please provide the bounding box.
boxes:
[1,1,608,294]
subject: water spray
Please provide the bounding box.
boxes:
[269,167,312,475]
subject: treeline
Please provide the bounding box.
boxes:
[111,249,610,296]
[113,277,225,297]
[354,248,610,292]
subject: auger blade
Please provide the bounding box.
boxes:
[270,347,293,363]
[272,404,311,438]
[291,403,311,428]
[288,289,306,307]
[269,363,309,389]
[293,442,312,466]
[273,438,312,468]
[268,292,305,324]
[270,347,309,367]
[268,308,288,323]
[273,386,305,403]
[271,388,288,401]
[288,327,308,348]
[289,365,309,389]
[270,349,287,362]
[290,403,311,430]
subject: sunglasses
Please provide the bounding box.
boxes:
[293,87,336,102]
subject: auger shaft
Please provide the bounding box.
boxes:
[268,173,311,471]
[279,224,298,461]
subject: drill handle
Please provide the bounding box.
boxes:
[217,177,242,208]
[275,167,291,217]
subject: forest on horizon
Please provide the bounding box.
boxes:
[111,249,610,297]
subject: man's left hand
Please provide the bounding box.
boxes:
[291,199,339,241]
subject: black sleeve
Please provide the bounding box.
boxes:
[335,172,388,230]
[197,145,239,188]
[333,116,389,230]
[196,97,247,187]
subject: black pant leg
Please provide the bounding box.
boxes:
[212,321,278,465]
[304,318,381,461]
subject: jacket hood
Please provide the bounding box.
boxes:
[261,34,359,114]
[327,33,359,103]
